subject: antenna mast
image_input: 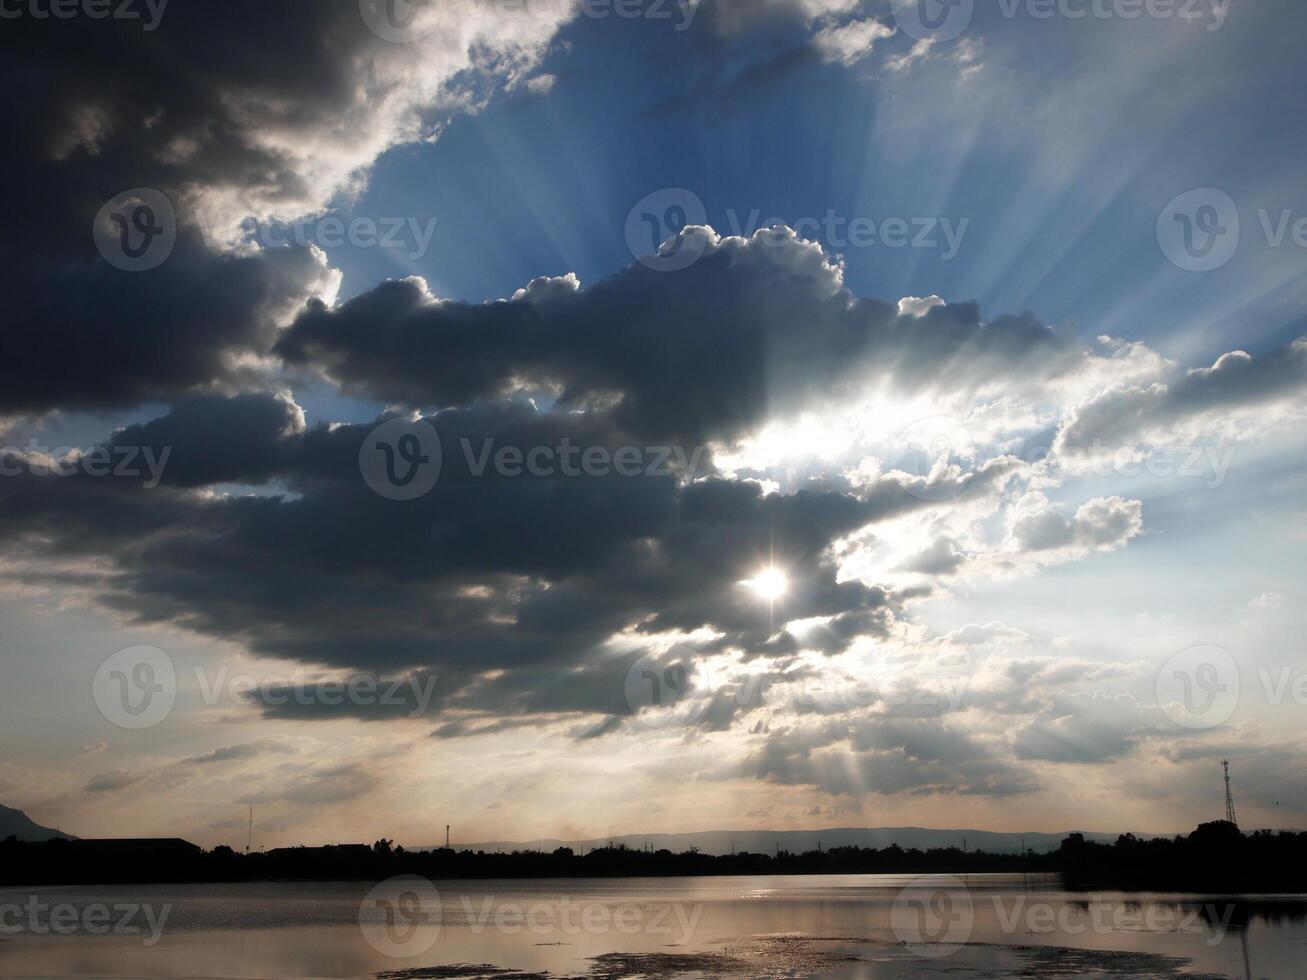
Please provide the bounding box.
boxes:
[1223,760,1238,825]
[246,805,253,854]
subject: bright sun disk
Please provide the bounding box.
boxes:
[747,567,788,601]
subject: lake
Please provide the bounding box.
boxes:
[1,875,1303,978]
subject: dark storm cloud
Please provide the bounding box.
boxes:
[0,1,558,414]
[0,0,1102,760]
[277,228,1086,444]
[4,3,363,248]
[0,2,546,262]
[0,235,332,414]
[0,396,986,713]
[107,391,305,488]
[0,0,360,415]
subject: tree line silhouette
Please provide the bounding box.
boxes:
[3,821,1303,890]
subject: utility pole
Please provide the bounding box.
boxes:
[1223,760,1238,826]
[445,825,451,850]
[246,806,253,855]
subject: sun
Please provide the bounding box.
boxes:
[745,567,789,602]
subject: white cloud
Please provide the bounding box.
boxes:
[898,294,946,317]
[526,73,557,95]
[1246,592,1285,611]
[812,17,895,65]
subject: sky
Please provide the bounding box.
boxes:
[1,0,1305,850]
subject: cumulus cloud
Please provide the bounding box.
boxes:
[1057,340,1307,453]
[1005,492,1144,561]
[0,396,950,707]
[276,227,1127,445]
[0,227,1177,745]
[1,162,1283,816]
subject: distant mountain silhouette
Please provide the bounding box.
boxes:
[440,826,1122,856]
[0,804,76,842]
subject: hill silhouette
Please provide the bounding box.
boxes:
[0,804,76,842]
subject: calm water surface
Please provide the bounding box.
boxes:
[1,875,1303,978]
